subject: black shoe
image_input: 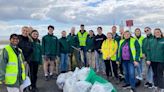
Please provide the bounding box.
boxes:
[122,84,131,89]
[130,88,136,92]
[144,82,149,87]
[45,76,49,81]
[147,83,153,88]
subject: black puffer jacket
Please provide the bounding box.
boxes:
[18,35,33,62]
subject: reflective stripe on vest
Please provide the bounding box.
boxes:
[135,36,145,57]
[4,45,26,85]
[77,32,88,46]
[119,38,136,61]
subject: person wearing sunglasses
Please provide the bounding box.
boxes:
[142,27,154,88]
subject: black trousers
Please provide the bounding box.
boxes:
[29,62,39,88]
[104,60,118,78]
[151,62,164,88]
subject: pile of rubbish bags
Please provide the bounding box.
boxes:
[56,67,117,92]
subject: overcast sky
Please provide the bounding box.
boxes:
[0,0,164,38]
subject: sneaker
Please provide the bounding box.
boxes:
[136,76,143,80]
[147,83,153,88]
[122,84,131,89]
[144,82,149,87]
[45,76,49,81]
[130,88,136,92]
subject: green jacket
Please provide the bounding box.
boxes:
[86,35,95,52]
[31,39,42,64]
[42,34,59,56]
[59,37,71,54]
[0,44,24,87]
[117,38,140,62]
[142,34,154,58]
[67,33,79,53]
[147,37,164,63]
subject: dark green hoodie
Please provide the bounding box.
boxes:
[67,33,79,53]
[142,34,154,58]
[31,39,42,64]
[86,35,95,52]
[147,37,164,63]
[42,34,59,56]
[59,37,71,54]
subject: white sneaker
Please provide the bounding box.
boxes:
[136,76,143,80]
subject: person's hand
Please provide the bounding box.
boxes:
[0,80,5,86]
[134,61,138,66]
[98,49,102,52]
[116,61,119,65]
[106,56,110,60]
[142,54,146,59]
[88,49,91,52]
[146,61,151,65]
[24,61,27,66]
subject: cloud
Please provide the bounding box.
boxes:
[0,0,164,26]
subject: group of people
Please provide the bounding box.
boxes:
[0,24,163,92]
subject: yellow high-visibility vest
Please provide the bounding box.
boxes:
[0,45,26,85]
[77,31,88,46]
[135,36,145,57]
[118,38,136,61]
[101,39,118,61]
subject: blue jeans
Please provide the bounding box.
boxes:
[122,60,136,89]
[60,53,69,72]
[136,59,143,79]
[146,65,153,83]
[95,51,105,72]
[80,46,87,67]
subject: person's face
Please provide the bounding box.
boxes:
[71,27,75,34]
[10,36,19,46]
[124,32,131,39]
[89,31,94,36]
[80,26,84,31]
[48,27,54,34]
[62,31,66,37]
[154,30,162,38]
[144,28,151,35]
[31,32,39,39]
[119,28,124,35]
[112,26,117,33]
[107,33,113,39]
[22,27,28,37]
[97,28,102,34]
[135,29,141,37]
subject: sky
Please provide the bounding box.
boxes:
[0,0,164,39]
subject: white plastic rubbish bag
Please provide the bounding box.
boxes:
[90,82,114,92]
[74,81,92,92]
[63,77,77,92]
[77,67,90,81]
[56,71,73,89]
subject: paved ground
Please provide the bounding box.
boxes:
[0,67,152,92]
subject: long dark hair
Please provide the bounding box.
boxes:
[154,28,163,38]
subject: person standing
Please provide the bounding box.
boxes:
[101,32,118,80]
[42,25,59,81]
[18,26,33,65]
[142,27,154,88]
[134,28,145,80]
[86,30,95,69]
[30,30,42,92]
[67,27,80,70]
[118,31,140,92]
[112,26,124,81]
[94,27,107,73]
[147,28,164,92]
[77,24,88,67]
[59,31,71,73]
[0,34,26,92]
